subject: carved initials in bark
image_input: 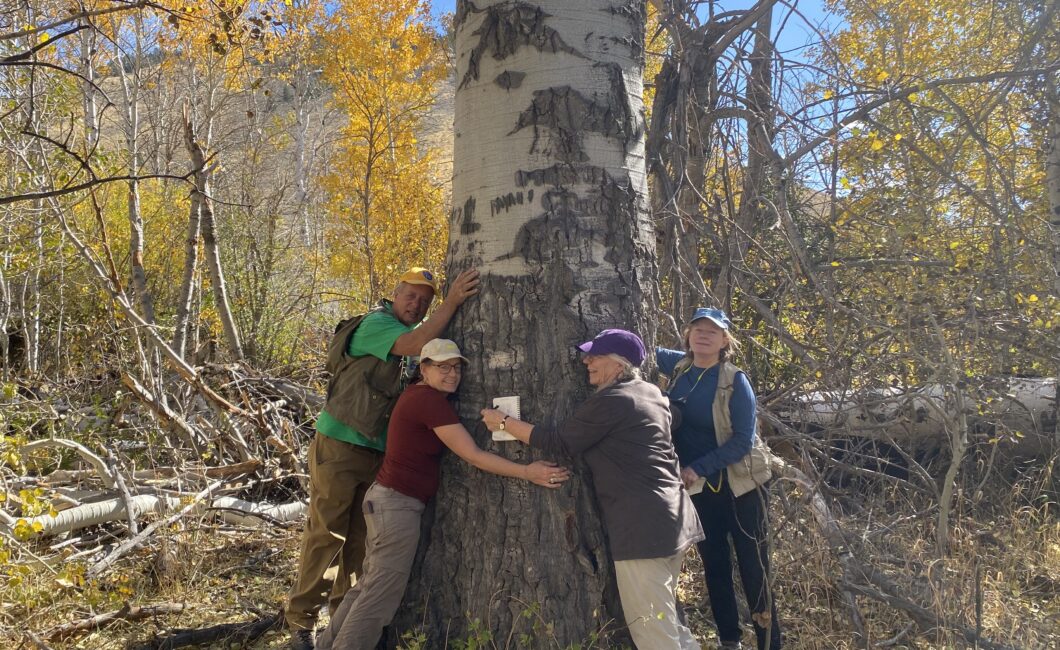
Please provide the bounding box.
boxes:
[458,0,584,89]
[512,64,638,162]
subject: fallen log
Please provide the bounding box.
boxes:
[130,611,282,650]
[46,602,186,641]
[209,496,306,528]
[3,491,307,538]
[773,377,1056,454]
[5,493,182,537]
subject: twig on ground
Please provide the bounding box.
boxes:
[106,449,139,535]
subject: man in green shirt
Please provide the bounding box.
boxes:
[287,267,479,649]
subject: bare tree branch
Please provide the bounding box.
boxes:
[0,1,152,42]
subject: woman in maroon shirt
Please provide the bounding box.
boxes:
[316,339,568,650]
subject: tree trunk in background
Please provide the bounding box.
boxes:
[118,13,155,325]
[396,1,655,645]
[171,173,202,359]
[79,19,98,150]
[21,3,42,375]
[721,7,774,311]
[648,21,721,333]
[0,265,9,379]
[1046,74,1060,444]
[182,116,244,361]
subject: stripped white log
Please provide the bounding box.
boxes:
[2,493,306,537]
[774,377,1057,453]
[4,494,181,536]
[210,496,307,527]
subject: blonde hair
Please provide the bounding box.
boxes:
[682,323,740,363]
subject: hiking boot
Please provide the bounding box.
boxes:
[289,628,315,650]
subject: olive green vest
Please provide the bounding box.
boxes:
[324,304,404,440]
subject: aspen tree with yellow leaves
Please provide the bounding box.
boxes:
[318,0,449,305]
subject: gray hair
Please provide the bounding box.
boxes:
[595,353,641,391]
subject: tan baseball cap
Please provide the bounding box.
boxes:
[420,339,468,363]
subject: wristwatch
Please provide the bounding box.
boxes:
[499,415,510,431]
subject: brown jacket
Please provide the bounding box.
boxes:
[530,378,704,561]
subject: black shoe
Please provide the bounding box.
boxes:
[719,642,743,650]
[290,628,315,650]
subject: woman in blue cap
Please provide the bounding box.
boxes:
[481,329,704,650]
[658,308,782,650]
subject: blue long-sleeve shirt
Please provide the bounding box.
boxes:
[656,348,757,483]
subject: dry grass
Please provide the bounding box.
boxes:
[2,454,1057,649]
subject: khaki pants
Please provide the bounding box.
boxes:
[614,551,701,650]
[316,484,424,650]
[286,433,383,631]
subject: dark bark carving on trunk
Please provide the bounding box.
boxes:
[395,2,653,646]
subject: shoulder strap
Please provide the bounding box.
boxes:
[326,304,386,371]
[670,355,694,383]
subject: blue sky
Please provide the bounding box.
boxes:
[429,0,842,58]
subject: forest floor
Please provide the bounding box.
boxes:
[3,456,1057,650]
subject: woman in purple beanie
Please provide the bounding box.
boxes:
[482,329,704,650]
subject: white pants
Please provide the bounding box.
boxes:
[614,551,701,650]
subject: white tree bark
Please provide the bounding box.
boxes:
[78,19,98,150]
[21,3,42,375]
[401,1,656,644]
[108,11,155,324]
[182,113,244,360]
[171,104,202,360]
[1,494,306,538]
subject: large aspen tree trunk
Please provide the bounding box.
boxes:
[1046,76,1060,442]
[396,1,655,645]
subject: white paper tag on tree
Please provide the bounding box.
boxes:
[491,396,521,441]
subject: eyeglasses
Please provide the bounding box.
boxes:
[428,362,462,375]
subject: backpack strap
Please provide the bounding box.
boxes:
[326,302,387,374]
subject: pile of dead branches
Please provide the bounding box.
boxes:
[0,362,322,574]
